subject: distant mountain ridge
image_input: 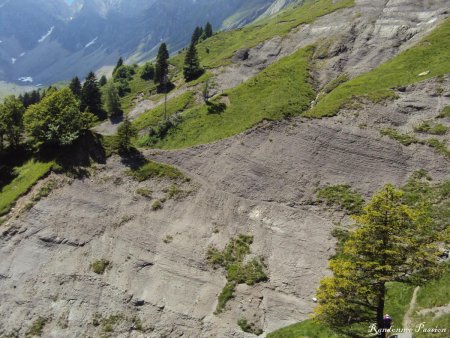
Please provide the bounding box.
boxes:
[0,0,299,87]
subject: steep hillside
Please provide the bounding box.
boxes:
[0,0,449,337]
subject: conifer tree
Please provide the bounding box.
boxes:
[154,43,170,86]
[191,26,203,45]
[104,81,122,117]
[69,76,82,98]
[113,57,124,74]
[183,42,203,82]
[204,22,213,38]
[117,115,137,153]
[314,184,441,337]
[99,75,107,87]
[80,72,103,118]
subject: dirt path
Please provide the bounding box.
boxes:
[395,286,420,338]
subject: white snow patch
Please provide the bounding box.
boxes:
[38,26,54,43]
[20,52,26,57]
[85,37,98,48]
[19,77,33,83]
[11,58,16,64]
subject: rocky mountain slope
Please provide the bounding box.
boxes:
[0,0,449,337]
[0,0,298,88]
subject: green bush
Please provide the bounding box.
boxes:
[152,200,163,211]
[317,184,364,214]
[127,161,185,181]
[437,106,450,118]
[91,259,111,274]
[26,317,47,337]
[238,318,263,335]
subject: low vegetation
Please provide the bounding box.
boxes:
[151,199,163,211]
[307,18,450,117]
[155,46,315,149]
[414,121,448,135]
[25,317,47,337]
[207,234,268,313]
[437,105,450,118]
[380,128,450,159]
[136,187,152,198]
[0,160,55,216]
[126,161,185,181]
[316,184,364,214]
[91,259,111,275]
[237,318,263,336]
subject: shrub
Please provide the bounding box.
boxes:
[91,259,111,274]
[26,317,47,337]
[317,184,364,214]
[127,161,185,182]
[238,318,263,335]
[152,200,163,211]
[437,106,450,118]
[136,188,152,198]
[414,121,448,135]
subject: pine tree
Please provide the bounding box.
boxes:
[80,72,103,118]
[191,26,203,45]
[204,22,213,39]
[117,115,137,153]
[183,42,203,82]
[314,184,442,337]
[104,81,122,117]
[69,76,82,98]
[154,43,170,86]
[113,57,124,74]
[99,75,107,87]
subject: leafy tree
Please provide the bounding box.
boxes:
[113,57,124,74]
[24,88,94,146]
[154,43,169,85]
[117,115,137,153]
[113,65,135,82]
[314,184,441,337]
[140,62,155,81]
[183,42,203,81]
[99,75,107,87]
[204,22,213,39]
[80,72,103,118]
[104,81,122,117]
[69,76,82,98]
[0,96,25,148]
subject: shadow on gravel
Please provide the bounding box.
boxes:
[118,147,146,170]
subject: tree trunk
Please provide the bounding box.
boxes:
[376,283,386,338]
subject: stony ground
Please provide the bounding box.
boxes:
[1,1,449,337]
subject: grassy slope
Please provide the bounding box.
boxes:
[171,0,355,70]
[154,46,315,149]
[0,160,54,216]
[307,18,450,118]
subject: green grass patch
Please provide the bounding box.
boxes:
[384,282,416,324]
[151,199,163,211]
[171,0,355,69]
[156,46,315,149]
[120,77,157,114]
[25,317,47,337]
[307,18,450,118]
[317,184,364,214]
[414,121,448,135]
[136,187,152,198]
[437,106,450,118]
[91,259,111,275]
[267,319,345,338]
[380,128,450,160]
[415,264,450,309]
[100,135,120,157]
[0,160,55,216]
[133,91,195,133]
[208,234,268,313]
[126,161,185,181]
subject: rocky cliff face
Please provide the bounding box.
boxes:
[0,1,449,337]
